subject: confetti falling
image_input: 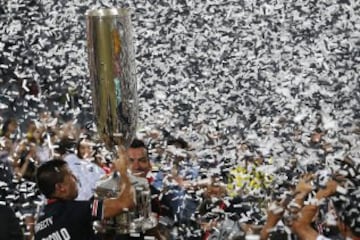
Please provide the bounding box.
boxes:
[1,0,360,238]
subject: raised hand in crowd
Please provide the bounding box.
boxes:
[260,173,314,240]
[291,178,339,240]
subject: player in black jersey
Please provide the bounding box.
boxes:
[34,147,134,240]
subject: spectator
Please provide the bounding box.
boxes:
[0,118,18,142]
[63,136,105,201]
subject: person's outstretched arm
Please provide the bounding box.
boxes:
[260,201,285,240]
[291,179,338,240]
[102,146,135,218]
[260,174,314,240]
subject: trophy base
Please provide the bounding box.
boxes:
[93,215,158,235]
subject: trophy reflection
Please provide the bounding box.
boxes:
[86,8,157,235]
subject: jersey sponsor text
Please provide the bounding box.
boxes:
[35,217,53,233]
[41,228,70,240]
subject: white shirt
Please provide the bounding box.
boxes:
[64,154,105,200]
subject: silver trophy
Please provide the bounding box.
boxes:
[94,172,157,234]
[86,8,157,235]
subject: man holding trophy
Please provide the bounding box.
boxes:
[34,147,135,240]
[34,7,164,240]
[90,7,164,240]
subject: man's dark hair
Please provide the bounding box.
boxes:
[129,139,149,160]
[129,139,146,149]
[269,228,289,240]
[36,159,68,198]
[55,137,76,156]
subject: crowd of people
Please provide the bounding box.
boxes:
[0,112,359,240]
